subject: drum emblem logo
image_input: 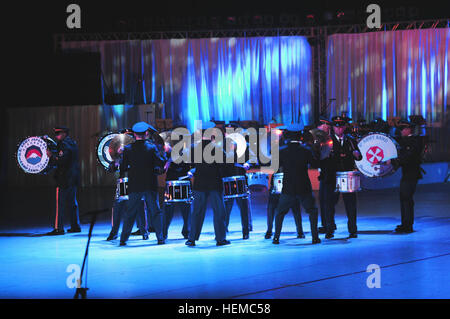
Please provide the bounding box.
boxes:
[366,146,384,164]
[25,146,43,165]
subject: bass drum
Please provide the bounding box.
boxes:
[96,133,119,169]
[16,136,57,174]
[355,132,399,178]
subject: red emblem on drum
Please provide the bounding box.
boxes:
[366,146,384,164]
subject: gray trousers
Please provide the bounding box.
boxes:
[188,190,227,242]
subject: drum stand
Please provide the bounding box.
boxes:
[74,208,108,299]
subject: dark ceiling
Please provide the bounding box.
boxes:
[2,0,448,107]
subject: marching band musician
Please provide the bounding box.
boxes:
[185,121,230,247]
[105,129,147,241]
[223,124,253,240]
[119,122,167,246]
[46,126,81,235]
[265,127,305,240]
[313,116,335,235]
[391,120,424,233]
[163,139,193,240]
[324,116,363,239]
[272,123,321,245]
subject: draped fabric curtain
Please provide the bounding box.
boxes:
[327,28,450,123]
[326,28,450,161]
[61,36,313,131]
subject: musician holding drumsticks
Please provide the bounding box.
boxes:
[45,126,81,235]
[390,120,424,233]
[323,116,362,239]
[118,122,167,246]
[272,123,321,245]
[163,140,193,240]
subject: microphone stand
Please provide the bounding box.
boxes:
[74,208,109,299]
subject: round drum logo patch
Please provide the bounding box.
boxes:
[17,137,50,174]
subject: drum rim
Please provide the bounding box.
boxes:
[96,132,120,169]
[16,136,52,174]
[222,175,246,182]
[166,180,191,186]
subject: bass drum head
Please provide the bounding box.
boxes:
[17,136,51,174]
[96,133,119,169]
[356,132,399,178]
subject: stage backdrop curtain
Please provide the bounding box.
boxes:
[61,36,313,131]
[327,28,450,161]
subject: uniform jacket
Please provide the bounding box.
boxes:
[396,136,423,180]
[120,140,166,193]
[279,142,319,196]
[52,136,80,188]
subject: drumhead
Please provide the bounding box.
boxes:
[96,133,119,169]
[17,136,51,174]
[355,132,399,178]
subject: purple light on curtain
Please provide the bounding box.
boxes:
[327,28,450,124]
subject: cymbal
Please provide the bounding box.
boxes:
[108,133,135,160]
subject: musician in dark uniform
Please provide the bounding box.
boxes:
[392,120,423,233]
[222,128,252,240]
[119,122,167,246]
[46,126,81,235]
[265,127,304,239]
[314,116,335,234]
[272,123,321,245]
[324,116,363,239]
[185,122,230,247]
[163,146,192,240]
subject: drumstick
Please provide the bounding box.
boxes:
[178,175,190,180]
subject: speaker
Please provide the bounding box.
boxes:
[51,52,102,106]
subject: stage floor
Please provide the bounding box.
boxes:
[0,183,449,299]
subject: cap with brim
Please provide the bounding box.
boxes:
[397,119,414,129]
[54,126,69,133]
[132,122,151,133]
[202,121,217,130]
[286,123,304,132]
[332,116,347,127]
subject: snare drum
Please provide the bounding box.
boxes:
[164,180,193,203]
[223,176,249,199]
[271,173,284,194]
[116,177,129,200]
[335,171,361,193]
[246,172,269,188]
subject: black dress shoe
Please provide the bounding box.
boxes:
[318,226,327,234]
[216,240,231,246]
[272,237,280,244]
[349,233,358,238]
[325,232,334,239]
[47,229,65,236]
[67,228,81,233]
[106,234,117,241]
[142,234,149,240]
[312,237,321,244]
[157,240,165,245]
[185,240,195,246]
[119,241,126,246]
[395,226,413,233]
[264,232,272,239]
[243,233,249,240]
[297,233,305,239]
[131,230,141,236]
